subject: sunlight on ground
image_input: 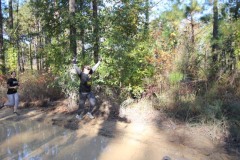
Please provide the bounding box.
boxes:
[0,108,238,160]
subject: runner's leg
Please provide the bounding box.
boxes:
[4,94,15,107]
[88,92,96,113]
[77,92,88,116]
[13,93,19,112]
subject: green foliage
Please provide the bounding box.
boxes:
[52,66,79,97]
[99,39,154,98]
[184,0,202,17]
[97,1,156,98]
[169,72,183,85]
[152,6,183,52]
[44,38,70,74]
[233,20,240,69]
[204,100,223,120]
[127,85,145,99]
[107,0,147,39]
[5,46,18,71]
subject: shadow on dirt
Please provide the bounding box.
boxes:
[0,86,130,159]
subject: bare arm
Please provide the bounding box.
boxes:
[92,61,101,73]
[7,84,17,89]
[73,64,82,75]
[72,58,82,75]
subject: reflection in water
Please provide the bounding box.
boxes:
[0,119,109,160]
[1,120,56,159]
[0,118,238,160]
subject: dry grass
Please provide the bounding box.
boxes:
[0,71,64,106]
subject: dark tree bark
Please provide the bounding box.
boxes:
[212,0,219,63]
[9,0,13,42]
[144,0,149,37]
[69,0,77,58]
[16,1,24,72]
[80,0,85,57]
[0,0,5,74]
[92,0,99,63]
[190,15,195,44]
[234,0,240,20]
[29,40,33,70]
[208,0,220,81]
[9,0,13,28]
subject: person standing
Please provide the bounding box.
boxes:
[73,58,102,120]
[0,71,20,115]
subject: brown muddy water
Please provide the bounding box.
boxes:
[0,118,110,160]
[0,110,239,160]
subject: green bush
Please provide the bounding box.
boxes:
[169,71,183,85]
[203,100,223,121]
[99,40,154,99]
[5,46,18,71]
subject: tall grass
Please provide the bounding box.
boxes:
[148,73,240,143]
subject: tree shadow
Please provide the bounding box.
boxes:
[48,86,131,159]
[26,86,130,159]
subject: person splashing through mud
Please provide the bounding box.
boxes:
[72,58,102,120]
[0,71,20,115]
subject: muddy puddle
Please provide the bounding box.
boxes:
[0,112,239,160]
[0,118,111,160]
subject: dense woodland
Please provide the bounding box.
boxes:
[0,0,240,142]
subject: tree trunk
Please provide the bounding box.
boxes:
[144,0,149,38]
[190,15,195,45]
[80,27,85,57]
[45,35,50,71]
[29,41,33,70]
[36,36,39,71]
[234,0,240,20]
[0,0,5,74]
[39,37,42,70]
[9,0,13,43]
[92,0,99,63]
[9,0,13,29]
[20,47,25,72]
[212,0,219,63]
[16,0,23,72]
[80,0,85,57]
[209,0,219,81]
[69,0,77,58]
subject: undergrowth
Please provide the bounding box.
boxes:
[0,71,64,104]
[143,75,240,145]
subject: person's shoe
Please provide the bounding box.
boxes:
[76,114,83,120]
[0,103,4,109]
[14,111,20,116]
[87,112,95,119]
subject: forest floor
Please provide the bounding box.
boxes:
[0,98,239,160]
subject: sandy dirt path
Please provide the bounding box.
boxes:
[0,105,239,160]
